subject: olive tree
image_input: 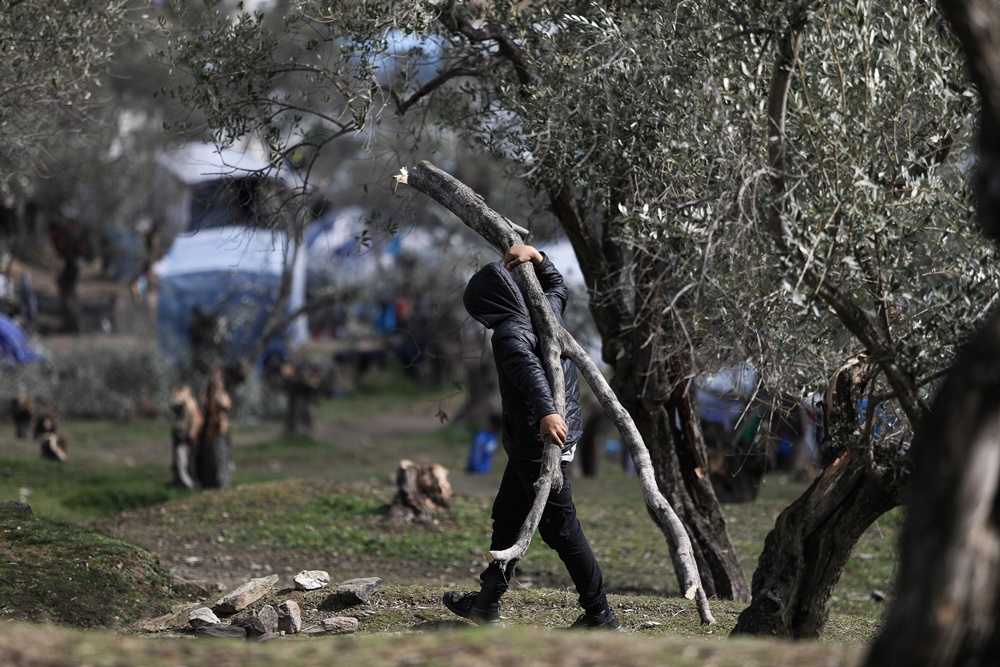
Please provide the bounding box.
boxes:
[0,0,127,182]
[864,0,1000,664]
[153,0,1000,636]
[0,1,177,333]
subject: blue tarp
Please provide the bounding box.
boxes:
[152,226,307,368]
[0,313,40,363]
[695,364,759,430]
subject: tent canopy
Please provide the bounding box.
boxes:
[152,226,307,367]
[0,313,40,363]
[157,142,304,190]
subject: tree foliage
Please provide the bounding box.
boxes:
[0,0,128,182]
[156,0,996,406]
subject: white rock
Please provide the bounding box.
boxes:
[188,607,221,628]
[293,570,331,591]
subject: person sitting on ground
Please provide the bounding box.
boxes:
[442,243,622,631]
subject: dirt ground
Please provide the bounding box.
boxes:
[5,252,552,627]
[85,387,492,602]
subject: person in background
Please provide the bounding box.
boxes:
[466,413,501,474]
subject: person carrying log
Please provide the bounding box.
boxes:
[442,244,621,631]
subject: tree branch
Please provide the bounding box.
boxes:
[437,0,533,87]
[391,66,482,114]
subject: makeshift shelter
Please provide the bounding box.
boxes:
[695,363,767,503]
[153,143,308,368]
[695,364,760,432]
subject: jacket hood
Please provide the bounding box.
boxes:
[463,262,529,330]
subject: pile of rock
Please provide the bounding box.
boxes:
[142,572,383,641]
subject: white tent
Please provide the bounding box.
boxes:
[153,142,309,368]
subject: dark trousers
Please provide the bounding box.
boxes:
[477,458,608,614]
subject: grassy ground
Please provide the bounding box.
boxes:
[0,364,894,665]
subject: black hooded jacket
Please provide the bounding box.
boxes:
[463,254,583,461]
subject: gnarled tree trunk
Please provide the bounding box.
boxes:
[548,182,750,603]
[865,313,1000,665]
[614,275,749,601]
[864,1,1000,664]
[732,354,908,637]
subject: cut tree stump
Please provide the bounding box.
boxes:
[388,459,452,524]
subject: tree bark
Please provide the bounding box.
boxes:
[864,315,1000,665]
[732,354,907,637]
[280,361,329,434]
[547,181,750,603]
[864,1,1000,664]
[197,364,233,489]
[56,235,83,334]
[397,161,716,624]
[389,459,453,524]
[605,252,749,602]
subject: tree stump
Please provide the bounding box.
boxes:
[197,364,233,489]
[280,361,330,434]
[169,384,203,489]
[388,459,452,524]
[10,394,34,440]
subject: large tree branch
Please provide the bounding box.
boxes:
[437,0,533,87]
[395,160,715,625]
[391,66,483,114]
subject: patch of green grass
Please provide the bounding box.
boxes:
[0,457,194,521]
[57,419,167,450]
[241,433,322,454]
[0,504,200,629]
[236,490,494,561]
[316,365,452,420]
[61,480,186,516]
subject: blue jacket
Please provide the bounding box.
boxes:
[463,255,582,461]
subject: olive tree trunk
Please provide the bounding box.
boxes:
[864,1,1000,664]
[732,354,907,637]
[547,182,751,603]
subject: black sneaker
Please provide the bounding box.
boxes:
[442,591,500,625]
[569,607,623,631]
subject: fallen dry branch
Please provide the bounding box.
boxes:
[395,161,714,624]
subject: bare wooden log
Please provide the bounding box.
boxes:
[395,161,714,624]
